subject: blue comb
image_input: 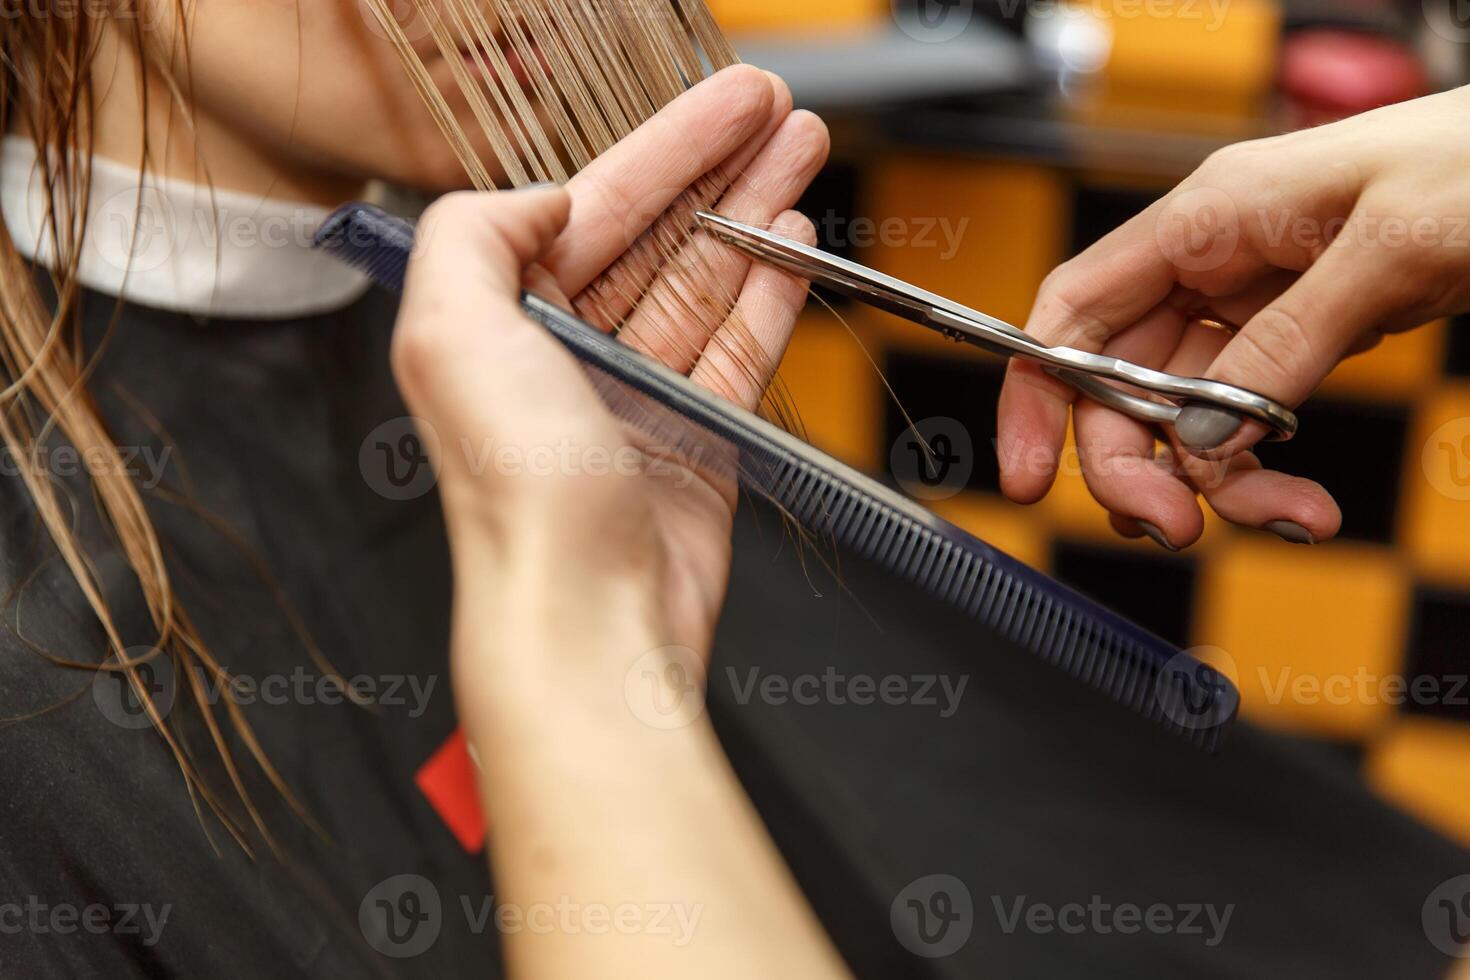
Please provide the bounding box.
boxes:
[315,202,1241,751]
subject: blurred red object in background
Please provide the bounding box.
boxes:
[1281,28,1429,125]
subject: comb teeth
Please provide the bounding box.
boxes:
[766,454,1237,749]
[315,203,1241,752]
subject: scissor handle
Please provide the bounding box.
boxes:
[1046,368,1180,425]
[928,309,1298,445]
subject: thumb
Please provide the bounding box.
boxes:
[406,186,572,302]
[1177,228,1410,454]
[393,185,579,419]
[393,186,573,378]
[392,187,628,495]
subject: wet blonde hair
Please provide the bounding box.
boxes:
[0,2,319,855]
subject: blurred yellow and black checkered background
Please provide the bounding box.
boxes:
[711,0,1470,850]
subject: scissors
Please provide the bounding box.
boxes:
[696,211,1298,452]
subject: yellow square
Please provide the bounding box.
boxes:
[1194,540,1409,740]
[1403,385,1470,587]
[778,310,882,473]
[1034,428,1116,538]
[1367,718,1470,848]
[707,0,884,32]
[927,493,1050,572]
[865,157,1067,331]
[1319,321,1447,400]
[1033,430,1233,552]
[1099,0,1280,112]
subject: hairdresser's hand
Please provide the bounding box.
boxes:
[395,103,825,654]
[395,166,851,980]
[998,86,1470,550]
[396,65,825,657]
[396,187,849,980]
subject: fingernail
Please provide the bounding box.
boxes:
[1265,520,1316,545]
[517,181,561,191]
[1137,521,1180,553]
[1175,404,1244,451]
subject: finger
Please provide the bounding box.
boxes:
[1036,272,1295,536]
[1076,402,1206,551]
[565,73,797,328]
[394,189,609,452]
[998,200,1184,504]
[544,65,778,294]
[1153,275,1294,457]
[1070,306,1205,549]
[1184,451,1341,544]
[1161,321,1342,542]
[690,210,815,409]
[618,109,829,374]
[996,360,1073,504]
[998,176,1311,500]
[1110,512,1147,539]
[408,188,572,302]
[1179,214,1418,456]
[1165,269,1299,326]
[1027,199,1185,349]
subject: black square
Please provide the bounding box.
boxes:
[1069,184,1162,257]
[1402,588,1470,724]
[796,163,861,261]
[1254,398,1410,544]
[1051,540,1198,649]
[795,163,861,311]
[881,350,1004,494]
[1446,313,1470,378]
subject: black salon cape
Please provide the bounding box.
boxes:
[0,288,1461,978]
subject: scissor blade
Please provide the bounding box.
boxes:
[695,211,984,336]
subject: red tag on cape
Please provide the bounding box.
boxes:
[415,728,487,853]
